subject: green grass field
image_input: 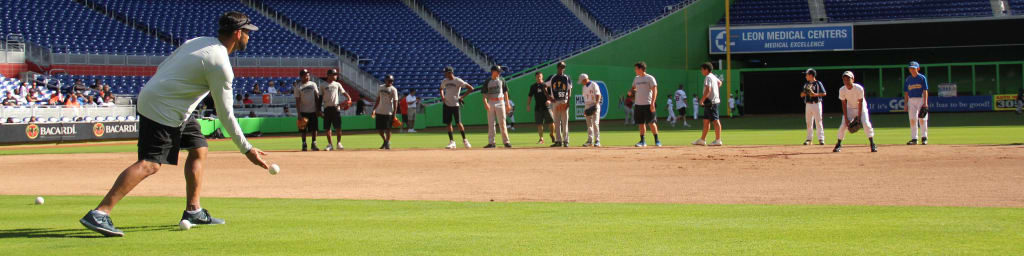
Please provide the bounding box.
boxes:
[2,112,1022,255]
[2,112,1022,155]
[2,196,1022,255]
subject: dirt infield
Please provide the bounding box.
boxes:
[2,144,1022,207]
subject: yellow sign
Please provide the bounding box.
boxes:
[993,94,1019,111]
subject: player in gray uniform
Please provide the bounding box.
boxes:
[631,61,661,147]
[546,62,572,147]
[440,66,474,149]
[294,69,320,151]
[320,68,351,151]
[373,75,400,150]
[482,65,512,148]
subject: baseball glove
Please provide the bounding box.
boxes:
[918,107,928,118]
[803,83,815,97]
[584,106,597,116]
[391,116,403,129]
[340,100,351,110]
[848,117,862,133]
[297,117,308,130]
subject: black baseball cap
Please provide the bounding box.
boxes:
[299,69,309,76]
[442,66,454,73]
[326,69,338,75]
[490,65,502,72]
[804,68,817,77]
[384,74,395,82]
[218,11,259,32]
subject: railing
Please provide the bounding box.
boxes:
[1,105,137,122]
[405,0,496,68]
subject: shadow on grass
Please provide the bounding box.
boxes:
[0,225,176,239]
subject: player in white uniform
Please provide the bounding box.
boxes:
[801,68,826,145]
[692,97,698,120]
[833,71,877,153]
[79,12,268,237]
[580,74,602,147]
[673,85,690,127]
[665,95,677,127]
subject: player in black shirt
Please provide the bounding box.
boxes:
[527,72,555,144]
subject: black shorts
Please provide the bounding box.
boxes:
[534,108,553,124]
[322,107,341,131]
[704,103,720,121]
[375,114,393,130]
[634,105,655,124]
[137,114,208,166]
[300,112,318,132]
[442,105,461,125]
[677,107,687,118]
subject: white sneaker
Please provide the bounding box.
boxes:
[336,143,344,150]
[692,139,706,146]
[408,129,416,133]
[463,139,472,149]
[445,141,456,149]
[710,139,723,146]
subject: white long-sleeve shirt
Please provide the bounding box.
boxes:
[136,37,252,153]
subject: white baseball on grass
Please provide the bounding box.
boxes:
[179,219,193,230]
[268,164,280,175]
[35,196,44,205]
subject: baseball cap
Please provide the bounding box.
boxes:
[804,68,817,77]
[442,66,454,73]
[218,11,259,32]
[557,62,566,69]
[326,69,338,75]
[490,65,502,72]
[908,61,921,69]
[578,73,589,82]
[842,71,854,78]
[384,74,395,82]
[298,69,309,76]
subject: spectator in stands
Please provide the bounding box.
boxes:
[355,96,367,116]
[2,92,18,106]
[77,92,88,106]
[73,79,89,92]
[267,81,279,94]
[248,111,257,118]
[235,93,243,103]
[25,89,41,104]
[101,94,116,106]
[64,94,80,107]
[5,117,13,123]
[48,92,62,105]
[282,106,291,117]
[252,83,263,95]
[17,83,30,98]
[29,116,37,123]
[243,94,254,106]
[12,88,26,104]
[103,85,112,97]
[92,79,105,92]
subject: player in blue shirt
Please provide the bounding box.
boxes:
[904,61,929,145]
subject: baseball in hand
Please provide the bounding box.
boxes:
[268,164,280,175]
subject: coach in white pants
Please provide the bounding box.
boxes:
[482,65,511,148]
[833,71,877,153]
[580,74,601,147]
[801,68,826,145]
[904,61,929,145]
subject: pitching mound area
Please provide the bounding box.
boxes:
[2,144,1021,207]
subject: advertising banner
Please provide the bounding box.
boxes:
[709,24,854,54]
[0,121,138,144]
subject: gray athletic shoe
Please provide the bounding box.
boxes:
[181,209,226,225]
[80,210,124,237]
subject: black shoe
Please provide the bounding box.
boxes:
[484,144,496,148]
[384,142,391,150]
[80,210,124,237]
[871,144,878,152]
[181,209,226,225]
[833,145,842,152]
[379,143,386,150]
[921,137,928,145]
[562,141,569,147]
[311,142,320,151]
[302,142,308,151]
[819,140,825,145]
[803,140,811,145]
[907,139,918,145]
[550,142,561,147]
[504,143,512,148]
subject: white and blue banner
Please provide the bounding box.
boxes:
[709,24,854,54]
[866,96,993,113]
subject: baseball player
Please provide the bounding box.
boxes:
[405,89,421,133]
[693,62,723,146]
[80,12,268,237]
[622,95,635,125]
[673,84,690,127]
[482,65,512,148]
[801,68,826,145]
[372,75,399,150]
[506,99,516,131]
[526,72,555,144]
[631,61,661,147]
[692,96,699,120]
[833,71,877,153]
[294,69,321,151]
[1016,89,1023,115]
[580,73,601,147]
[439,66,474,149]
[666,95,677,127]
[547,62,572,147]
[904,61,929,145]
[320,68,351,151]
